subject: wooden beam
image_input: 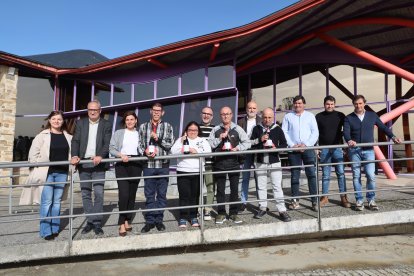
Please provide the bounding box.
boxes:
[147,58,168,69]
[209,43,220,62]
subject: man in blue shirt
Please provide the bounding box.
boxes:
[344,95,401,211]
[282,95,319,210]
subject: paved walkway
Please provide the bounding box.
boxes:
[0,173,413,264]
[1,234,414,275]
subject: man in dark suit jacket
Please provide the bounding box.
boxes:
[71,100,112,236]
[237,101,261,211]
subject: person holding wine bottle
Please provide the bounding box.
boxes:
[171,121,212,228]
[208,106,251,224]
[138,103,174,233]
[250,108,291,221]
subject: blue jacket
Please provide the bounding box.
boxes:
[343,111,394,145]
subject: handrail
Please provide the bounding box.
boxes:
[0,140,413,254]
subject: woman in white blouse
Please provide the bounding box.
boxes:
[109,111,142,236]
[171,121,211,228]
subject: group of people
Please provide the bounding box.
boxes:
[20,94,401,240]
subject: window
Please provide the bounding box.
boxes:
[183,99,208,128]
[157,76,179,98]
[182,69,205,94]
[113,83,132,105]
[134,82,154,102]
[208,65,233,90]
[94,82,111,107]
[210,94,237,125]
[251,69,274,111]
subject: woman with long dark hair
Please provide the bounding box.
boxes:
[20,111,72,240]
[109,111,142,236]
[171,121,211,228]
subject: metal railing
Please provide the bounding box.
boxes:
[0,140,413,253]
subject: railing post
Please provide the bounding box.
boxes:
[199,157,205,241]
[315,150,322,231]
[8,168,13,215]
[68,168,75,255]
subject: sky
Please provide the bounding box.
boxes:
[1,0,298,59]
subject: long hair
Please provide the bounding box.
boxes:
[44,110,68,132]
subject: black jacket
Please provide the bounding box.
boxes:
[250,123,287,164]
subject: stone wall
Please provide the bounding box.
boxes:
[0,65,18,184]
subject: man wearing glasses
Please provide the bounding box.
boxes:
[208,106,251,224]
[139,103,174,233]
[71,100,112,236]
[199,106,215,221]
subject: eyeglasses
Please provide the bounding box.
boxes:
[88,109,100,112]
[220,113,232,117]
[152,109,162,113]
[201,112,213,116]
[187,128,199,132]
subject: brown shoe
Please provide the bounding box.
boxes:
[320,196,329,207]
[340,195,351,208]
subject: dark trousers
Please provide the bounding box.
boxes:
[143,167,169,224]
[288,149,317,203]
[115,162,142,225]
[177,171,200,220]
[78,167,106,226]
[214,168,240,215]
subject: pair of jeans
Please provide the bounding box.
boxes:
[288,149,317,203]
[177,171,200,220]
[240,154,258,203]
[214,168,240,215]
[204,164,215,212]
[348,147,376,202]
[78,168,106,226]
[143,167,169,224]
[115,162,142,225]
[255,162,286,212]
[320,148,346,194]
[39,172,67,238]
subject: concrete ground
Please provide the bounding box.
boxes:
[0,172,413,264]
[1,234,413,275]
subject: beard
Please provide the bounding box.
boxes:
[248,111,257,118]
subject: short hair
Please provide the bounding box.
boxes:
[352,95,366,104]
[201,106,213,113]
[183,121,201,136]
[152,102,163,110]
[120,110,138,128]
[44,110,68,132]
[88,100,101,108]
[324,95,336,104]
[293,95,306,104]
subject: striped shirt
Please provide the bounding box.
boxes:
[138,121,174,168]
[200,123,215,165]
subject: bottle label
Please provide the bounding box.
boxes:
[183,145,190,153]
[224,141,231,150]
[265,139,273,147]
[148,145,155,154]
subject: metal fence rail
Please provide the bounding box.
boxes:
[0,140,413,253]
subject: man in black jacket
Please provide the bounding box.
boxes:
[250,108,290,222]
[71,100,112,235]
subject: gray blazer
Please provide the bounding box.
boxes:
[109,128,141,158]
[71,117,112,170]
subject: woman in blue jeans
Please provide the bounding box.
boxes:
[28,111,72,240]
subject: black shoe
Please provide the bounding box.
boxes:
[279,211,291,222]
[254,210,266,219]
[155,222,166,231]
[141,223,155,233]
[52,232,59,238]
[44,234,55,241]
[81,223,94,234]
[311,202,317,211]
[240,204,247,212]
[94,226,104,236]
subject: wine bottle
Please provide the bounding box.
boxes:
[148,137,156,154]
[223,133,231,151]
[183,135,190,154]
[264,127,273,148]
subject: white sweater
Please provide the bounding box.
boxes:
[171,136,212,172]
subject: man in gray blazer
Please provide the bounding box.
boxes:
[71,100,112,236]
